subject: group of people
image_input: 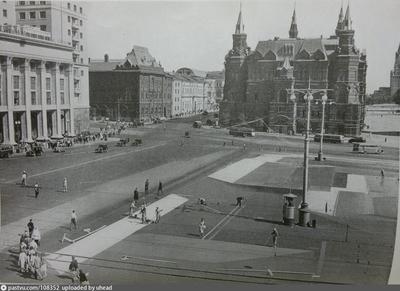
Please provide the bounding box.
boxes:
[128,179,165,223]
[20,170,69,198]
[68,256,89,285]
[18,219,47,280]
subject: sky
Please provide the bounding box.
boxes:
[84,0,400,94]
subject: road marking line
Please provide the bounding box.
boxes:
[46,194,187,274]
[316,241,327,276]
[202,205,240,240]
[119,255,176,264]
[4,143,166,184]
[208,205,244,240]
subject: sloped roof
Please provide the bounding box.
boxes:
[206,71,225,79]
[89,59,122,72]
[254,38,331,61]
[122,46,161,67]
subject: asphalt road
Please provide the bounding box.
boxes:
[0,117,398,285]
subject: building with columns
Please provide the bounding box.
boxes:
[15,0,89,133]
[221,4,367,136]
[0,25,75,144]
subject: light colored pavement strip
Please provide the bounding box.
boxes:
[0,150,233,252]
[46,194,188,274]
[4,143,166,184]
[208,154,299,183]
[346,174,369,193]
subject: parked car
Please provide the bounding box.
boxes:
[349,136,366,143]
[131,138,142,146]
[117,138,130,146]
[0,144,13,158]
[193,121,202,128]
[95,144,108,153]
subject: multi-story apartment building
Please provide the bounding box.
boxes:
[0,1,16,25]
[15,0,89,132]
[174,68,207,116]
[89,46,172,122]
[171,74,183,117]
[205,70,224,110]
[0,23,76,144]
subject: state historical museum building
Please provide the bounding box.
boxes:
[220,4,367,136]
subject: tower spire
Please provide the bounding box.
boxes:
[335,1,344,35]
[343,1,352,30]
[289,6,298,38]
[235,2,244,34]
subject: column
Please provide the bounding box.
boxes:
[39,61,48,138]
[6,57,15,144]
[20,112,27,141]
[55,62,62,136]
[51,111,57,136]
[2,113,9,142]
[37,111,43,137]
[23,59,33,141]
[67,64,75,134]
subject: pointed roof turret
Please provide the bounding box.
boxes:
[335,2,344,35]
[342,2,352,30]
[235,3,245,34]
[289,7,298,38]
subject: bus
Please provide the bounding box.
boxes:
[313,134,344,144]
[352,143,383,154]
[228,127,255,137]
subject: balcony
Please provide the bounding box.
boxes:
[71,21,79,30]
[0,25,51,41]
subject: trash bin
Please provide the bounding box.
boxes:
[282,193,297,227]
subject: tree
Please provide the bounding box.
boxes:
[393,89,400,105]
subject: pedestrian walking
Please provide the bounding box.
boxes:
[243,143,246,151]
[70,210,77,231]
[140,204,147,223]
[32,253,41,280]
[236,197,244,207]
[270,226,279,256]
[129,200,136,217]
[145,179,149,195]
[68,256,79,283]
[199,218,206,238]
[155,207,162,223]
[157,181,163,195]
[63,177,68,192]
[34,182,39,198]
[27,219,34,237]
[18,250,28,273]
[31,226,41,247]
[21,170,27,186]
[133,187,139,203]
[381,169,385,178]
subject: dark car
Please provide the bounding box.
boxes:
[95,144,108,153]
[0,144,13,158]
[349,136,366,143]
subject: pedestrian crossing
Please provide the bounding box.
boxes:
[46,194,188,274]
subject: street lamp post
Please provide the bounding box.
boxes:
[317,93,328,161]
[287,80,330,227]
[290,92,297,135]
[299,91,313,227]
